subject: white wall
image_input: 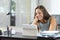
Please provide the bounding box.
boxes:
[31,0,38,22]
[39,0,60,15]
[51,0,60,15]
[0,0,10,27]
[16,0,31,27]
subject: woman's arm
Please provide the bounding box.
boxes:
[49,16,57,31]
[32,19,38,25]
[32,15,39,25]
[32,19,40,32]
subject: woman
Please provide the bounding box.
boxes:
[32,5,57,32]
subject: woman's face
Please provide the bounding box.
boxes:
[36,8,43,20]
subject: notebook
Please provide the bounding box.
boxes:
[38,31,59,37]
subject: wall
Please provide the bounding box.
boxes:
[30,0,38,22]
[0,0,10,27]
[39,0,60,15]
[16,0,31,27]
[50,0,60,15]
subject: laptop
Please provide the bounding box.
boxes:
[22,24,38,36]
[22,24,37,30]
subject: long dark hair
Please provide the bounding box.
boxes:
[34,5,51,22]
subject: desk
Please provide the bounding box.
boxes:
[38,37,54,40]
[38,37,60,40]
[0,36,60,40]
[0,32,60,40]
[0,35,37,40]
[37,33,60,40]
[0,32,37,40]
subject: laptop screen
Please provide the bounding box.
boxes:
[22,24,37,30]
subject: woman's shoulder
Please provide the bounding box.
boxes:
[50,16,56,20]
[50,16,56,22]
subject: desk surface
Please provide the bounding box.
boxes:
[1,31,60,40]
[0,32,37,39]
[0,34,60,40]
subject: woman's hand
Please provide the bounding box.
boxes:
[34,15,39,22]
[32,15,38,25]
